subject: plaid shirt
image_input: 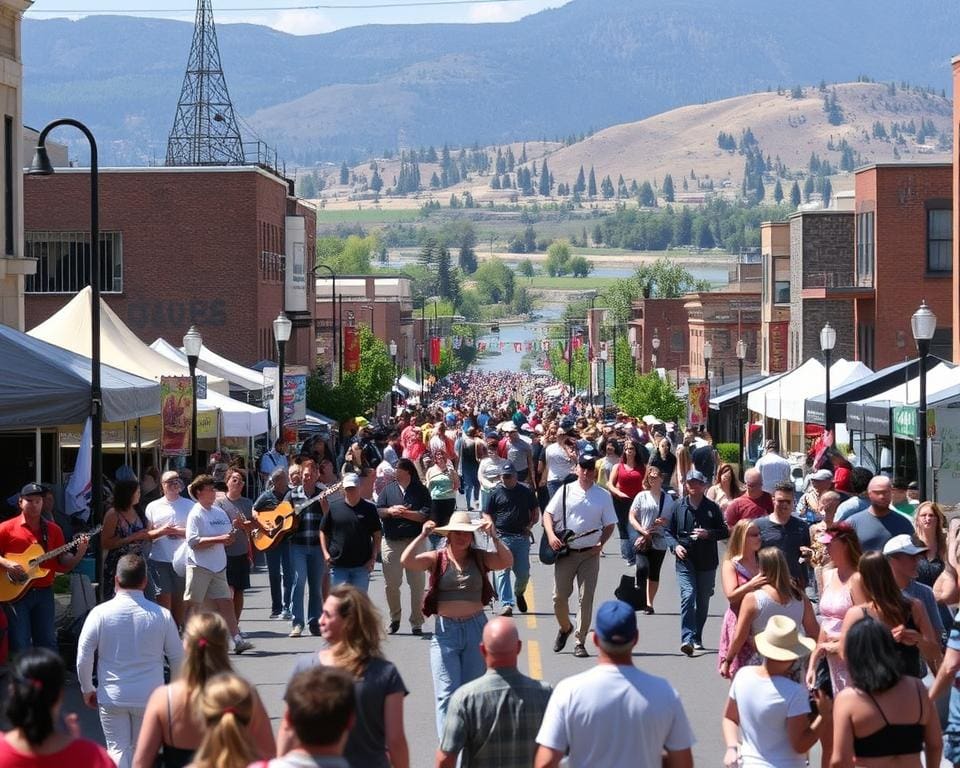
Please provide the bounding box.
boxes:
[440,667,552,768]
[286,483,326,547]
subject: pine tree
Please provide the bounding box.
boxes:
[600,175,614,199]
[773,179,784,204]
[803,175,815,201]
[490,175,501,190]
[638,181,656,207]
[822,178,833,208]
[662,173,675,202]
[587,167,597,198]
[437,245,454,300]
[519,143,527,163]
[574,166,586,194]
[370,169,383,192]
[539,159,551,196]
[339,161,349,185]
[790,181,802,207]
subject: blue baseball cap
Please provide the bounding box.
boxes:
[595,600,638,644]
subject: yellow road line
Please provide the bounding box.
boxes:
[526,639,543,680]
[525,582,537,629]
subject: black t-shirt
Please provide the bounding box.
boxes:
[755,515,811,584]
[691,444,717,481]
[320,497,381,567]
[486,483,538,535]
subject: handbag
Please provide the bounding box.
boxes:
[539,484,569,565]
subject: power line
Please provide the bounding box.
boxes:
[27,0,538,13]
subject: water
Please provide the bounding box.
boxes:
[472,304,564,373]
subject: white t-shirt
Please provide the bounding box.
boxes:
[542,481,617,548]
[728,666,810,768]
[185,503,231,572]
[755,452,792,493]
[144,495,193,562]
[536,664,694,768]
[544,442,576,482]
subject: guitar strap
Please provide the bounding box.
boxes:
[561,482,567,531]
[38,518,48,552]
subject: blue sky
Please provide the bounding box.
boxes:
[25,0,573,35]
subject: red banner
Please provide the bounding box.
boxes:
[430,337,441,366]
[343,326,360,373]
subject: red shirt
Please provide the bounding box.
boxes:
[0,736,113,768]
[0,514,67,589]
[723,493,774,529]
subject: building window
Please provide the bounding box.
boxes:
[856,211,874,287]
[25,231,123,293]
[857,323,875,370]
[927,208,951,273]
[4,116,13,256]
[670,329,684,352]
[774,280,790,304]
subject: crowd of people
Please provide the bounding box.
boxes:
[2,367,960,767]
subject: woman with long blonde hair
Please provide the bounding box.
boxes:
[133,613,274,768]
[191,673,257,768]
[717,520,766,677]
[674,444,692,494]
[720,547,819,679]
[286,585,410,768]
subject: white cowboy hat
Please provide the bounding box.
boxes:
[433,511,481,535]
[754,615,816,661]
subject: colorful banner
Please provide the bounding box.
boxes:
[687,379,710,428]
[514,342,522,353]
[477,341,487,352]
[542,339,551,351]
[343,326,360,373]
[283,374,308,426]
[430,337,441,366]
[161,376,193,457]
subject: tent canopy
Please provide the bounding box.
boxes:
[0,324,159,428]
[149,338,265,393]
[747,359,871,423]
[709,373,779,410]
[848,363,960,408]
[398,375,422,394]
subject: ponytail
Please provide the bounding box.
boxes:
[5,649,64,746]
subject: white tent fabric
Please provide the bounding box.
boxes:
[398,375,423,393]
[848,363,960,407]
[748,359,872,422]
[149,338,264,393]
[203,390,268,437]
[747,359,824,419]
[29,287,229,395]
[0,324,159,428]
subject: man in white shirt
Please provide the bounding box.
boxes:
[543,447,617,659]
[259,439,289,483]
[144,469,192,628]
[541,432,578,500]
[754,440,791,493]
[77,554,183,768]
[535,600,695,768]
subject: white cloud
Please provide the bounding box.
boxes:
[468,2,515,22]
[213,9,338,35]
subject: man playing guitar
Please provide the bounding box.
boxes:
[0,483,89,653]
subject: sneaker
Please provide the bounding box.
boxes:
[269,612,283,620]
[693,642,705,651]
[388,621,400,635]
[411,627,423,636]
[573,643,589,658]
[517,593,528,613]
[233,638,254,654]
[680,642,694,657]
[500,605,513,617]
[642,606,655,615]
[280,609,292,620]
[289,624,303,638]
[553,625,574,653]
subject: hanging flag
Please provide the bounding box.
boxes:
[514,342,522,353]
[478,341,487,351]
[525,341,533,352]
[542,339,551,351]
[563,341,570,362]
[430,337,441,366]
[66,417,93,521]
[499,341,505,351]
[573,337,583,350]
[160,376,193,458]
[343,326,361,372]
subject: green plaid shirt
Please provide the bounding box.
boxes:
[440,667,552,768]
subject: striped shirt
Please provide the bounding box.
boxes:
[287,484,326,547]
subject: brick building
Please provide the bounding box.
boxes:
[790,209,856,367]
[851,163,952,367]
[24,166,317,371]
[760,222,790,375]
[685,288,761,384]
[628,297,688,375]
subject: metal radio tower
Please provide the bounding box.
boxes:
[165,0,245,166]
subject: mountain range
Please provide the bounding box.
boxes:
[22,0,960,166]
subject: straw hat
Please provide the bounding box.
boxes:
[434,512,480,535]
[754,615,816,661]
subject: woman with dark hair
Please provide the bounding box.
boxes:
[831,615,941,768]
[839,551,941,679]
[707,463,743,515]
[425,449,459,533]
[649,436,677,492]
[828,450,854,495]
[101,479,156,601]
[287,585,410,768]
[0,648,113,766]
[607,439,647,564]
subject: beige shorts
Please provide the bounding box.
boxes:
[185,565,231,602]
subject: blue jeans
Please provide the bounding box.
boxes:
[265,538,292,615]
[6,586,56,653]
[461,467,480,509]
[675,560,715,645]
[289,544,326,629]
[494,533,531,607]
[330,565,371,592]
[430,612,487,737]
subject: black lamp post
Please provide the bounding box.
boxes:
[183,325,202,473]
[273,312,293,443]
[736,338,747,478]
[312,264,336,382]
[820,322,837,432]
[911,301,936,501]
[703,340,713,384]
[30,118,104,595]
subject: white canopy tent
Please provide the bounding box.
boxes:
[149,338,265,394]
[848,362,960,407]
[747,359,872,422]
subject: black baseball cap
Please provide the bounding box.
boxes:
[19,483,45,498]
[578,448,600,467]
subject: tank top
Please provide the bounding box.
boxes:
[436,552,484,603]
[853,683,925,758]
[750,589,806,636]
[818,569,853,636]
[615,462,645,498]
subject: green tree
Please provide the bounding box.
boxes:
[588,167,597,198]
[803,175,814,202]
[773,179,784,204]
[306,326,393,423]
[473,258,515,303]
[662,173,675,202]
[339,161,349,185]
[318,234,377,274]
[567,255,592,277]
[638,181,657,207]
[523,226,537,254]
[790,181,802,207]
[437,244,455,301]
[574,165,586,194]
[511,286,534,314]
[822,178,833,208]
[370,169,383,192]
[612,369,684,423]
[517,259,535,278]
[539,159,551,196]
[635,257,703,298]
[545,240,572,276]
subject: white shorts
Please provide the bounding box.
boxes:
[184,565,231,602]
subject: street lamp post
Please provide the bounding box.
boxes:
[389,339,398,414]
[820,322,837,432]
[588,293,600,407]
[273,312,293,443]
[600,345,608,413]
[911,301,937,501]
[183,325,203,473]
[703,340,713,383]
[652,331,661,372]
[29,119,104,557]
[312,264,336,382]
[736,338,747,479]
[361,303,375,339]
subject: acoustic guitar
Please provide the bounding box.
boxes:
[0,525,102,603]
[252,483,342,552]
[537,526,601,566]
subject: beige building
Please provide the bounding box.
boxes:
[0,0,35,330]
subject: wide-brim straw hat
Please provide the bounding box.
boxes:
[434,512,481,535]
[754,615,816,661]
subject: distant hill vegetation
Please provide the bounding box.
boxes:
[22,0,960,165]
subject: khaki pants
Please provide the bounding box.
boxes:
[553,548,601,646]
[381,536,426,629]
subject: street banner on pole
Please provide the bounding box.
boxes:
[343,326,360,373]
[687,378,710,428]
[160,376,193,456]
[430,337,441,366]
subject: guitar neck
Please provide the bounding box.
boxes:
[34,526,101,566]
